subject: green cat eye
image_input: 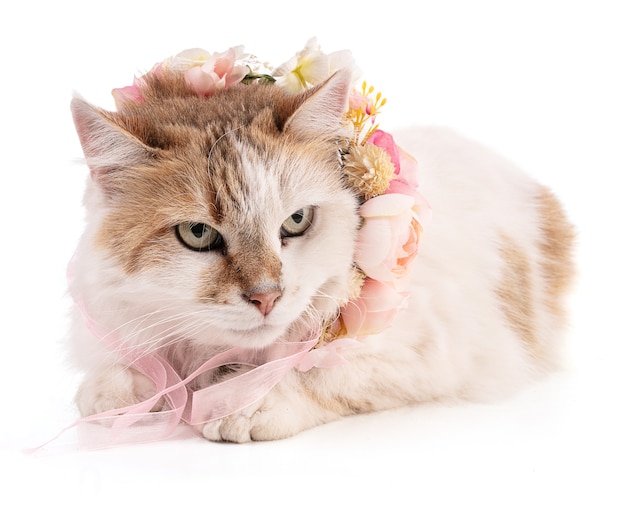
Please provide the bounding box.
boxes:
[176,222,223,252]
[281,207,315,238]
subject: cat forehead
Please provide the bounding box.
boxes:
[205,136,344,222]
[90,77,351,224]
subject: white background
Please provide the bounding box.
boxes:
[1,0,624,517]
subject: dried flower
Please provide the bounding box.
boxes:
[343,143,395,199]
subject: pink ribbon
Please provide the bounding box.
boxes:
[27,262,355,453]
[29,333,351,453]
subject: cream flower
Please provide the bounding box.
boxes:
[165,47,216,70]
[343,143,395,199]
[272,37,354,93]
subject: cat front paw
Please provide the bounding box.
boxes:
[199,388,319,443]
[76,364,160,416]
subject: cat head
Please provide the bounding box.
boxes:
[71,68,360,350]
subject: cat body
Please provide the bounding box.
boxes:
[69,67,574,442]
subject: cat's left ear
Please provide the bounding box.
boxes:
[281,68,353,140]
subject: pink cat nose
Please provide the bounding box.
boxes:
[245,289,282,316]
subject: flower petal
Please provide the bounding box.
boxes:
[298,52,330,85]
[358,279,407,312]
[184,67,218,96]
[359,193,415,217]
[328,49,355,73]
[340,279,407,337]
[168,48,212,70]
[272,56,297,77]
[340,298,367,337]
[398,146,419,187]
[368,130,400,175]
[355,218,393,271]
[111,84,144,108]
[226,64,251,87]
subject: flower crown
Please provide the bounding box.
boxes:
[112,37,430,345]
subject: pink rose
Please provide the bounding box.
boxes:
[340,278,408,337]
[355,193,423,283]
[184,47,249,97]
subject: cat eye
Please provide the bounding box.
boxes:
[176,222,224,252]
[281,207,315,238]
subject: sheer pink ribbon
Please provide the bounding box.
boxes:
[27,267,355,453]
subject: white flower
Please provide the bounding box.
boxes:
[272,37,355,93]
[165,48,215,70]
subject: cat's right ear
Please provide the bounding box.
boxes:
[71,97,154,182]
[281,68,354,141]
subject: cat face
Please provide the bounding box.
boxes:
[72,71,359,349]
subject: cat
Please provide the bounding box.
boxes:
[68,59,575,443]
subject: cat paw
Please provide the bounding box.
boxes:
[76,364,161,416]
[199,389,313,443]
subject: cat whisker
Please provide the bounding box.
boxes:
[94,305,218,357]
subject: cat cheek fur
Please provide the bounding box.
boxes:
[72,146,359,356]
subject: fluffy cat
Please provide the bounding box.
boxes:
[69,63,574,443]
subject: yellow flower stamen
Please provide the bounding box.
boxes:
[293,66,308,89]
[344,81,387,146]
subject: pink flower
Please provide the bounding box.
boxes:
[368,130,400,174]
[349,92,372,113]
[367,128,432,227]
[183,47,249,97]
[355,193,423,283]
[387,147,420,197]
[340,278,407,337]
[111,77,145,109]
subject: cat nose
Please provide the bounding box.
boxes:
[244,285,283,316]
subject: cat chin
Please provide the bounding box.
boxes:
[191,322,289,350]
[199,311,315,350]
[229,327,285,349]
